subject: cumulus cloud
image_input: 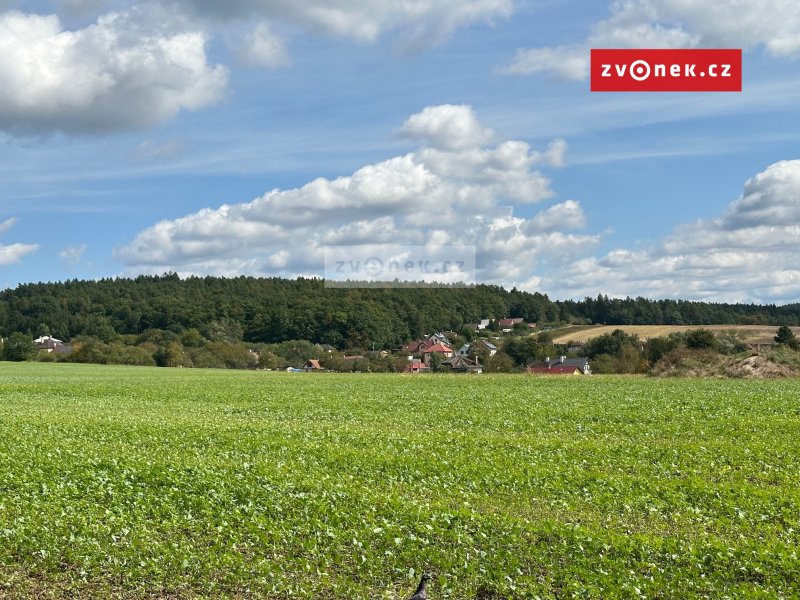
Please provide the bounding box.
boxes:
[0,218,39,265]
[503,0,799,79]
[116,104,597,286]
[550,160,800,303]
[400,104,494,151]
[0,6,227,134]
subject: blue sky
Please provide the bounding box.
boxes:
[2,0,800,303]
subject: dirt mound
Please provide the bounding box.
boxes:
[651,350,800,378]
[723,355,796,378]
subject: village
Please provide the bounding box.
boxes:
[23,318,593,375]
[17,321,800,376]
[300,318,592,375]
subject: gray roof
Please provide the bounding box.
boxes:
[546,356,589,369]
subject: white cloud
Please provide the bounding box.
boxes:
[185,0,512,48]
[0,217,16,235]
[116,104,597,286]
[0,6,227,134]
[534,138,568,168]
[550,160,800,303]
[503,0,800,80]
[525,200,585,233]
[503,46,592,79]
[59,243,87,266]
[233,21,290,68]
[0,217,39,265]
[400,104,494,151]
[0,243,39,265]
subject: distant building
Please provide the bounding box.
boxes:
[442,355,483,373]
[458,339,497,357]
[421,343,454,365]
[404,359,427,374]
[403,332,451,353]
[33,336,72,354]
[527,356,591,375]
[303,359,323,370]
[467,320,493,332]
[497,317,525,333]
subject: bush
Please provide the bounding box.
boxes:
[485,352,516,373]
[774,325,799,350]
[715,330,748,355]
[187,348,226,369]
[35,351,57,362]
[644,335,680,364]
[589,354,615,374]
[686,328,717,350]
[2,332,37,361]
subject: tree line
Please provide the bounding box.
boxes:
[2,275,800,350]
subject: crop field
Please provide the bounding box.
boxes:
[1,364,799,598]
[548,324,800,345]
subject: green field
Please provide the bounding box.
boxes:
[1,364,799,598]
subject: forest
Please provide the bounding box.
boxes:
[2,273,800,348]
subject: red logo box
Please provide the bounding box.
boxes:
[591,49,742,92]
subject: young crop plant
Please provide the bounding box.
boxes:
[0,363,798,598]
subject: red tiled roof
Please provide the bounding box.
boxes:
[422,343,453,353]
[498,318,524,326]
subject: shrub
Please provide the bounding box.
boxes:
[686,328,717,350]
[1,332,37,361]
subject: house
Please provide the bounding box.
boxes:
[403,332,451,353]
[442,355,482,373]
[404,337,437,353]
[404,359,427,374]
[458,339,497,357]
[429,332,451,346]
[303,359,323,370]
[421,343,454,365]
[33,335,72,354]
[476,339,497,356]
[567,341,585,353]
[527,356,591,375]
[497,317,525,333]
[464,319,490,331]
[497,318,524,327]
